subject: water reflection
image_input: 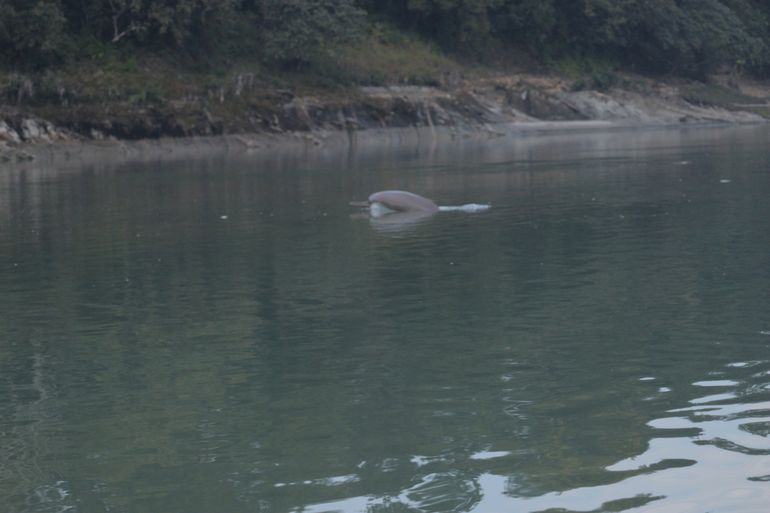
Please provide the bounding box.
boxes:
[367,210,437,234]
[349,209,437,236]
[1,126,770,513]
[299,359,770,513]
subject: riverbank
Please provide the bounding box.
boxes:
[3,59,770,165]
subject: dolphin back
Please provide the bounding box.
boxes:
[367,190,439,213]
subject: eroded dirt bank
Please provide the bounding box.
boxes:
[2,73,769,163]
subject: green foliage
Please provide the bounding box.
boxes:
[261,0,366,65]
[59,0,242,46]
[364,0,770,78]
[336,22,463,86]
[0,0,369,70]
[624,0,766,77]
[0,0,68,66]
[3,0,770,79]
[359,0,506,54]
[500,0,559,55]
[554,57,619,92]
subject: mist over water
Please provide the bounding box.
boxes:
[1,126,770,513]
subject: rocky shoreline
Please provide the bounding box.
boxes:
[2,73,769,164]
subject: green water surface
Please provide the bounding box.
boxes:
[1,126,770,513]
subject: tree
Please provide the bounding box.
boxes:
[360,0,506,54]
[0,0,67,66]
[261,0,366,65]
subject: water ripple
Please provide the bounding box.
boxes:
[298,360,770,513]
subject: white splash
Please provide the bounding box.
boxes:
[438,203,491,213]
[369,202,398,218]
[469,450,512,460]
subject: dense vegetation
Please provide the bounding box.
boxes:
[0,0,366,68]
[2,0,770,79]
[364,0,770,78]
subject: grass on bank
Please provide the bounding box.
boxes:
[2,21,768,124]
[681,83,768,108]
[336,23,465,87]
[0,23,472,112]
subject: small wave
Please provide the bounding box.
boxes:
[438,204,491,213]
[469,450,512,461]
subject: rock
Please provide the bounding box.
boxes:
[302,134,323,146]
[284,97,316,130]
[558,91,651,122]
[505,85,587,121]
[43,121,68,141]
[234,135,260,149]
[203,109,223,135]
[20,118,50,142]
[16,118,72,143]
[0,120,21,143]
[15,150,35,162]
[0,145,34,163]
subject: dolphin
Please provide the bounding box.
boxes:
[350,190,489,219]
[362,190,439,217]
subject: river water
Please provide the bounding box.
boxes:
[1,126,770,513]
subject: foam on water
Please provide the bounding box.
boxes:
[468,450,512,460]
[438,204,491,213]
[369,202,398,218]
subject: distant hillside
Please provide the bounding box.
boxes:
[3,1,770,79]
[2,1,770,147]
